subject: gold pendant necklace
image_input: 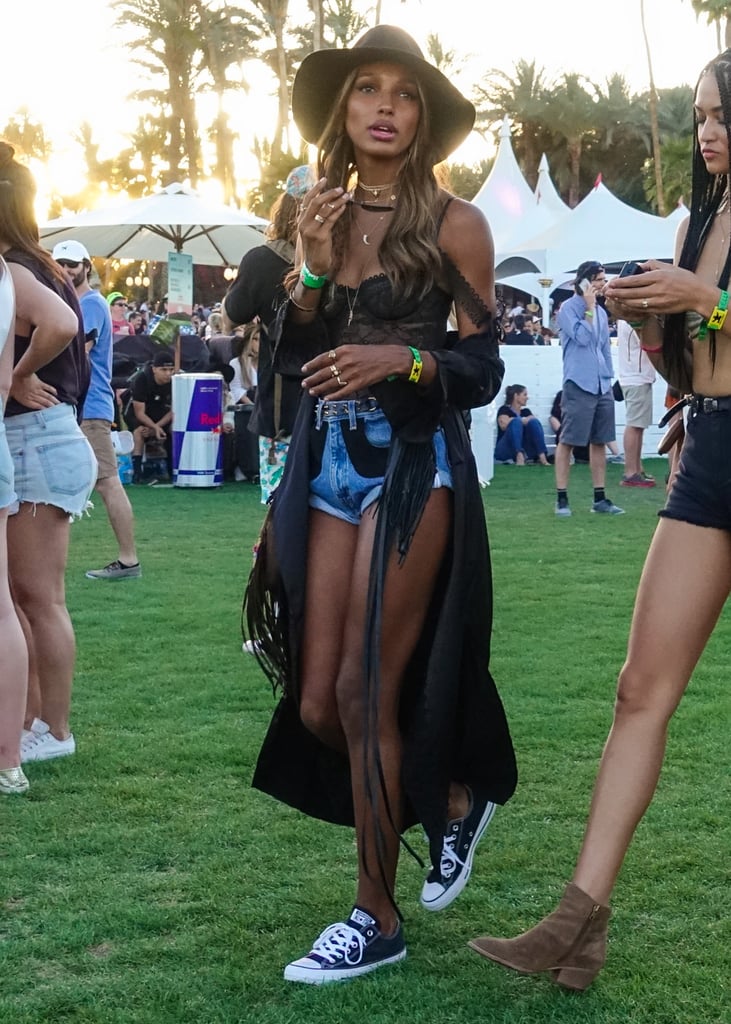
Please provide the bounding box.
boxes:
[356,179,397,203]
[352,205,391,246]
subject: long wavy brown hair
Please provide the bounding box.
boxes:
[0,141,66,286]
[307,65,450,300]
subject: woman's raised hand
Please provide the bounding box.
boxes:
[298,178,351,277]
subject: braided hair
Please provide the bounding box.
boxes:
[664,51,731,387]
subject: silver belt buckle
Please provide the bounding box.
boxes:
[703,397,717,413]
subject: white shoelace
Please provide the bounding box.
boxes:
[439,828,465,880]
[309,923,366,966]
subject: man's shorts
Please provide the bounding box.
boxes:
[622,384,653,429]
[6,403,98,518]
[81,419,117,481]
[0,398,16,511]
[560,380,616,447]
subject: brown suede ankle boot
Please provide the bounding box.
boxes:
[469,882,611,991]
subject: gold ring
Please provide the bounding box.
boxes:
[642,299,649,309]
[336,375,347,387]
[326,202,335,209]
[330,363,339,377]
[314,213,325,224]
[328,350,337,361]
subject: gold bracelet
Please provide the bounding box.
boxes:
[288,289,318,313]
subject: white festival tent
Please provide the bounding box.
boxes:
[39,182,269,267]
[495,180,682,324]
[471,118,564,261]
[533,152,571,223]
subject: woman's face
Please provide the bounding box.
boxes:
[515,389,528,408]
[345,61,421,162]
[695,71,730,176]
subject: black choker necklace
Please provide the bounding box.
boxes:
[347,199,395,212]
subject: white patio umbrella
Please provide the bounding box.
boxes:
[39,182,269,267]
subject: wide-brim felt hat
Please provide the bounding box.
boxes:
[292,25,475,163]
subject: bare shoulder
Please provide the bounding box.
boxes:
[438,194,493,261]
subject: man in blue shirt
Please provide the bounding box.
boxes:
[53,241,141,578]
[554,261,623,517]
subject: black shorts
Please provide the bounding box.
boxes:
[660,396,731,531]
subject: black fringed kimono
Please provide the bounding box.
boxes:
[245,239,517,878]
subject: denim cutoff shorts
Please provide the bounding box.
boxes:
[309,399,452,525]
[0,397,17,512]
[660,396,731,531]
[5,403,98,518]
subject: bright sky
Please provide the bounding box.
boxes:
[3,0,721,198]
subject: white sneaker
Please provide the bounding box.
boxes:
[21,727,76,763]
[20,717,49,746]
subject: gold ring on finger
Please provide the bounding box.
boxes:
[642,299,649,309]
[330,363,339,377]
[336,376,347,387]
[326,202,335,209]
[328,350,337,361]
[314,213,325,224]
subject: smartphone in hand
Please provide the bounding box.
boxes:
[618,261,645,278]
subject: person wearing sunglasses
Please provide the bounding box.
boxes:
[106,292,130,335]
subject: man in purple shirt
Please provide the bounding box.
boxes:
[554,261,623,517]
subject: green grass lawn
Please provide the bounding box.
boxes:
[3,461,730,1024]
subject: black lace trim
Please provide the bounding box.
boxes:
[440,251,493,329]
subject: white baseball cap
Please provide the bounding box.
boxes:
[52,239,91,263]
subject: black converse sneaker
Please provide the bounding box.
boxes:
[283,906,406,984]
[420,787,496,912]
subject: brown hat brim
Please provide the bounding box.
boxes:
[292,26,475,164]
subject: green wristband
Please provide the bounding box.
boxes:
[300,262,328,289]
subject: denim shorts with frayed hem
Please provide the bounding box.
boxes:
[308,401,452,525]
[0,398,17,512]
[5,403,98,518]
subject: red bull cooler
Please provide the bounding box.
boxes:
[172,373,224,487]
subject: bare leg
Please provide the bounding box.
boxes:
[0,513,28,768]
[14,600,41,727]
[94,474,138,564]
[573,518,731,904]
[623,425,643,477]
[8,503,75,740]
[298,509,359,753]
[554,442,573,490]
[338,490,452,934]
[588,443,606,488]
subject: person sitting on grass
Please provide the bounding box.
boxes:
[495,384,549,465]
[126,349,175,484]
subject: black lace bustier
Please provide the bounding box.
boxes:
[320,272,454,352]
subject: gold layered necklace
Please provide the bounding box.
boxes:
[356,179,397,203]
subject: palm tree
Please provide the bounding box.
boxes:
[193,1,259,203]
[687,0,731,49]
[640,0,666,213]
[1,108,51,162]
[543,73,597,207]
[474,60,551,185]
[248,0,292,160]
[113,0,202,184]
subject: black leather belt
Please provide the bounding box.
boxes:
[689,395,731,414]
[318,396,379,419]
